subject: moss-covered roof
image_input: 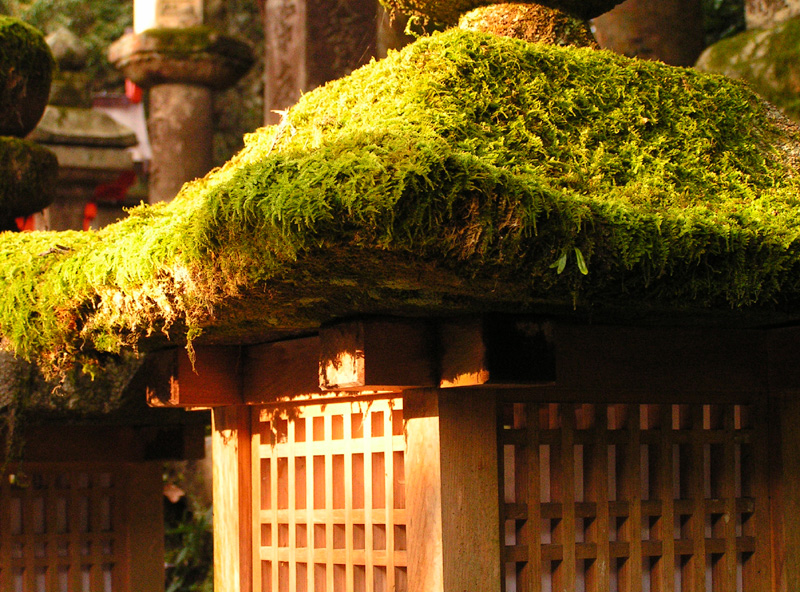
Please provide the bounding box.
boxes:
[3,29,800,375]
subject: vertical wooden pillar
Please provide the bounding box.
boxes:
[404,388,502,592]
[125,462,166,592]
[771,394,800,592]
[212,406,253,592]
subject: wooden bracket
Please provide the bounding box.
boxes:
[147,345,243,407]
[319,318,436,391]
[243,336,321,403]
[439,316,556,388]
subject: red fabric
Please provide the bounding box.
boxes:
[83,202,98,231]
[15,216,35,231]
[125,79,143,103]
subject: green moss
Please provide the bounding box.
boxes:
[458,3,598,47]
[696,16,800,122]
[140,25,253,62]
[0,16,54,135]
[0,137,57,223]
[381,0,623,27]
[2,29,800,376]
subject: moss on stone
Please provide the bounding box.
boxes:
[139,26,253,63]
[0,137,58,225]
[696,16,800,123]
[2,29,800,376]
[458,3,598,46]
[381,0,624,27]
[0,16,54,136]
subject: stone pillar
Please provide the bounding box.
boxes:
[148,84,214,206]
[592,0,705,66]
[263,0,380,124]
[109,7,254,203]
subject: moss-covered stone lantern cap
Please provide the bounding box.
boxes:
[381,0,625,26]
[29,106,138,148]
[2,30,800,376]
[108,26,255,90]
[0,137,57,223]
[0,16,54,137]
[458,3,598,46]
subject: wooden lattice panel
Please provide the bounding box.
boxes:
[499,403,770,592]
[0,465,126,592]
[253,398,407,592]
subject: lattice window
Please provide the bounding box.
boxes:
[499,403,770,592]
[0,465,124,592]
[254,398,407,592]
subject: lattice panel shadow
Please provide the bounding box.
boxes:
[500,403,771,592]
[0,466,125,592]
[254,399,407,592]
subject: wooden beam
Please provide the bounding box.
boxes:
[555,324,768,397]
[319,318,436,390]
[768,327,800,393]
[439,316,556,388]
[147,346,243,407]
[17,424,205,462]
[212,406,253,592]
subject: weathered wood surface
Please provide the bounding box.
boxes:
[404,388,502,592]
[212,406,252,592]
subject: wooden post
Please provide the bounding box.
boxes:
[212,406,253,592]
[771,393,800,592]
[404,388,502,592]
[125,462,166,592]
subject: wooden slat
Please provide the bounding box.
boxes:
[586,404,610,592]
[750,402,772,592]
[522,403,543,592]
[619,405,643,592]
[687,406,707,592]
[716,406,737,592]
[552,404,577,592]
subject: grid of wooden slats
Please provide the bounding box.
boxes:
[0,465,124,592]
[253,399,407,592]
[499,403,770,592]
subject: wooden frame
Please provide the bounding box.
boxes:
[0,461,164,592]
[156,315,800,592]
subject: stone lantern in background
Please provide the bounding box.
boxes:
[695,0,800,126]
[29,27,141,231]
[109,0,255,204]
[0,17,58,232]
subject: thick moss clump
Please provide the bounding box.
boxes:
[0,16,54,136]
[2,29,800,374]
[381,0,624,27]
[458,3,598,46]
[696,16,800,123]
[0,137,57,226]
